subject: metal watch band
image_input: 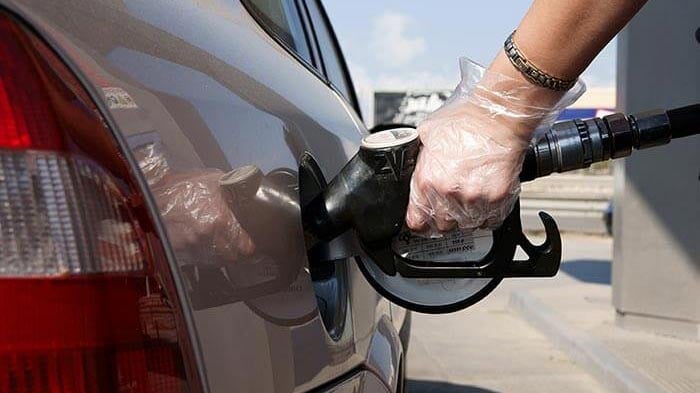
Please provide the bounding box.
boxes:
[504,31,577,91]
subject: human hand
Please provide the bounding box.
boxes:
[406,58,584,235]
[406,106,529,233]
[152,169,255,265]
[133,142,254,265]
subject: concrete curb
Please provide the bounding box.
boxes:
[510,289,663,393]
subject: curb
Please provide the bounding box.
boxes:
[509,289,663,393]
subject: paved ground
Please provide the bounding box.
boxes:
[513,265,700,393]
[406,234,614,393]
[513,282,700,393]
[406,233,699,393]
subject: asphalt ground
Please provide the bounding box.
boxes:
[405,234,613,393]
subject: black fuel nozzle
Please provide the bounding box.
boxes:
[218,165,304,277]
[302,128,420,245]
[301,103,700,280]
[298,104,699,313]
[220,165,301,247]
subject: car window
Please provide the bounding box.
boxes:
[245,0,313,64]
[304,0,357,108]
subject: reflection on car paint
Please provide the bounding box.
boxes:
[12,0,404,390]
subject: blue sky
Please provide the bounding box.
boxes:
[323,0,617,92]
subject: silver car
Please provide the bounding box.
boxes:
[0,0,409,392]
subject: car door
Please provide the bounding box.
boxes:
[299,0,410,340]
[4,0,401,391]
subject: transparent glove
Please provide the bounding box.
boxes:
[134,142,170,186]
[406,58,585,235]
[133,143,254,265]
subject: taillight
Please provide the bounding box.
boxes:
[0,13,196,393]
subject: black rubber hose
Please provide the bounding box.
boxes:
[667,104,700,139]
[520,103,700,183]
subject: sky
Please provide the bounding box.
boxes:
[323,0,617,115]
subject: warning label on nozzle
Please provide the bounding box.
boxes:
[392,228,493,263]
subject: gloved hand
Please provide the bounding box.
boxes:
[134,143,255,265]
[406,58,584,235]
[152,170,255,264]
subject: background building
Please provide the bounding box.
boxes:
[613,0,700,339]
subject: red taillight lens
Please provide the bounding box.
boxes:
[0,13,195,393]
[0,17,61,150]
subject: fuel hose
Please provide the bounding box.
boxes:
[520,103,700,182]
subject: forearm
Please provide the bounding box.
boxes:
[514,0,647,79]
[407,0,648,232]
[485,0,647,139]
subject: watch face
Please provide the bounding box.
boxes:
[356,229,502,314]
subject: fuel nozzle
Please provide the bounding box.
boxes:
[300,104,699,314]
[302,128,420,246]
[218,165,304,279]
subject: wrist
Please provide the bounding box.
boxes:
[425,57,585,146]
[487,52,567,110]
[464,54,562,141]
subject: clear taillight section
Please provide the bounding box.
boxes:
[0,152,143,276]
[0,11,196,393]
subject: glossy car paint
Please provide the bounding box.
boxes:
[3,0,404,392]
[318,370,391,393]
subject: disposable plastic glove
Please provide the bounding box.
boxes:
[134,143,255,265]
[152,170,255,264]
[406,58,584,235]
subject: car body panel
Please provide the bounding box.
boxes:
[318,370,391,393]
[3,0,403,391]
